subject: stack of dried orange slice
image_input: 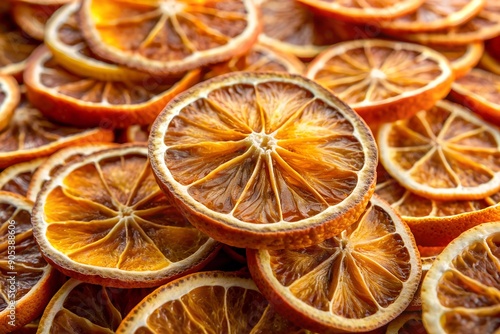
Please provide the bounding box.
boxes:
[2,0,500,333]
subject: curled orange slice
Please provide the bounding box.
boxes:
[0,75,20,131]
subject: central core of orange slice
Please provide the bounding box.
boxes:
[370,68,386,80]
[160,0,185,16]
[248,131,277,153]
[118,205,134,218]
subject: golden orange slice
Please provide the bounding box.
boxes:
[27,143,115,202]
[0,192,61,332]
[79,0,261,75]
[0,75,20,131]
[421,221,500,333]
[0,96,113,168]
[203,43,304,80]
[247,195,422,333]
[257,0,341,59]
[378,100,500,201]
[380,0,486,34]
[32,145,220,288]
[11,2,62,41]
[0,158,45,197]
[149,72,377,250]
[306,39,453,125]
[297,0,425,23]
[37,278,153,334]
[434,42,484,78]
[24,46,200,128]
[376,164,500,247]
[450,68,500,125]
[386,312,425,334]
[403,1,500,46]
[116,271,308,333]
[45,2,147,82]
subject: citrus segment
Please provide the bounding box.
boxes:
[27,143,115,201]
[0,97,113,168]
[11,2,62,41]
[296,0,425,23]
[379,0,486,33]
[376,164,500,246]
[45,2,147,82]
[150,72,377,249]
[247,195,422,333]
[433,42,484,79]
[79,0,261,75]
[306,39,453,125]
[37,278,153,334]
[421,221,500,334]
[378,100,500,201]
[116,271,308,333]
[24,46,201,128]
[0,158,45,196]
[0,192,61,332]
[0,75,20,131]
[450,68,500,125]
[258,0,341,59]
[32,145,220,288]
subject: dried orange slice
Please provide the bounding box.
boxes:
[79,0,261,76]
[434,42,484,78]
[407,254,439,311]
[306,39,453,125]
[37,278,153,334]
[247,195,422,333]
[26,143,115,201]
[0,97,113,168]
[45,2,146,82]
[0,13,39,79]
[32,145,220,288]
[257,0,341,59]
[0,192,61,332]
[116,271,308,333]
[297,0,424,23]
[376,164,500,247]
[386,312,425,334]
[450,68,500,125]
[380,0,486,34]
[149,72,377,250]
[0,75,20,131]
[0,158,45,196]
[203,44,304,80]
[11,2,62,41]
[403,1,500,46]
[118,125,150,144]
[378,100,500,201]
[24,46,200,128]
[421,221,500,333]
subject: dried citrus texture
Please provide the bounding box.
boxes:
[386,312,425,334]
[380,0,486,33]
[378,100,500,201]
[37,278,153,334]
[27,143,115,202]
[32,145,220,288]
[296,0,424,23]
[11,2,62,40]
[117,271,308,334]
[257,0,340,59]
[0,158,45,196]
[0,192,61,332]
[450,68,500,125]
[150,72,377,250]
[45,2,146,82]
[403,0,500,46]
[118,125,150,144]
[421,221,500,333]
[306,39,453,125]
[0,97,113,168]
[203,44,304,80]
[24,46,200,128]
[433,42,484,79]
[79,0,261,75]
[0,13,39,79]
[0,75,20,131]
[376,165,500,247]
[407,254,438,311]
[247,195,422,333]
